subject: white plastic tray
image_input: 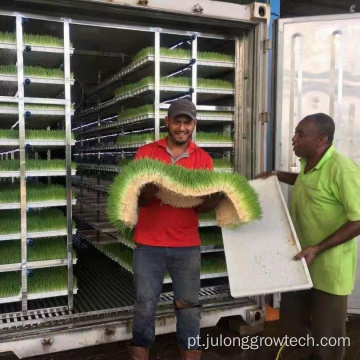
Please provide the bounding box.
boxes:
[222,176,313,297]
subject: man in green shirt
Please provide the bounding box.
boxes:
[259,113,360,360]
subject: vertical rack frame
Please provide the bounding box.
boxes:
[16,15,28,312]
[191,35,198,140]
[154,30,160,140]
[64,18,74,309]
[234,35,245,176]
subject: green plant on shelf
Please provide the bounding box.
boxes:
[201,254,227,274]
[0,183,74,204]
[0,209,75,235]
[102,243,133,268]
[28,267,77,294]
[131,47,235,64]
[118,158,134,167]
[0,32,16,44]
[196,132,233,143]
[116,133,156,145]
[0,272,21,297]
[117,104,155,121]
[117,105,233,123]
[0,237,75,265]
[161,76,233,90]
[0,130,74,140]
[199,228,223,246]
[115,132,231,145]
[0,31,71,47]
[212,158,233,168]
[198,209,216,222]
[114,77,154,97]
[114,76,233,97]
[0,103,71,111]
[131,47,191,64]
[197,51,235,63]
[0,159,76,172]
[0,65,74,79]
[24,34,65,47]
[197,111,233,117]
[101,242,226,275]
[0,267,78,298]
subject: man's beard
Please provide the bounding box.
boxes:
[169,132,189,145]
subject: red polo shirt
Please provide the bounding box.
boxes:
[134,137,213,247]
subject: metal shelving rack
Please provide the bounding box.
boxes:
[0,14,76,312]
[73,28,238,283]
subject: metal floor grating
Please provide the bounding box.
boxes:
[0,233,232,325]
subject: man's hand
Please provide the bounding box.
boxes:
[196,192,225,213]
[255,171,276,179]
[138,183,159,207]
[255,171,298,186]
[293,246,320,265]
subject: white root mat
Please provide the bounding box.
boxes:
[221,176,313,297]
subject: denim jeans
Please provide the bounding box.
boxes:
[132,244,201,350]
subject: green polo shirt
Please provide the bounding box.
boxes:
[290,145,360,295]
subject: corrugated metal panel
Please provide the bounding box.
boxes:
[275,14,360,172]
[274,13,360,311]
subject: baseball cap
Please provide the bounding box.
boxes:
[168,99,196,121]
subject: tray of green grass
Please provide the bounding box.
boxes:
[0,65,74,98]
[79,75,234,120]
[78,105,234,137]
[85,45,234,99]
[76,163,120,174]
[114,76,233,99]
[0,159,77,178]
[0,104,74,128]
[0,237,77,272]
[0,65,74,82]
[131,47,234,65]
[0,209,76,241]
[93,241,227,282]
[0,129,75,147]
[0,183,76,209]
[0,267,78,303]
[0,32,74,68]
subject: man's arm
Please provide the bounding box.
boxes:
[256,171,298,186]
[294,220,360,265]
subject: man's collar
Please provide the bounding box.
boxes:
[314,145,336,169]
[156,137,197,154]
[300,145,336,170]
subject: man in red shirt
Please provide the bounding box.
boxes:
[128,99,222,360]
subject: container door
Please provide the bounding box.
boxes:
[274,14,360,312]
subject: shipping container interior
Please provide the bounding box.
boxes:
[0,9,262,329]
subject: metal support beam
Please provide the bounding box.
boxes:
[16,15,28,313]
[234,36,245,175]
[191,35,198,141]
[154,30,160,140]
[64,18,74,310]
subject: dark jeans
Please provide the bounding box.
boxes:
[280,289,348,360]
[132,244,201,350]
